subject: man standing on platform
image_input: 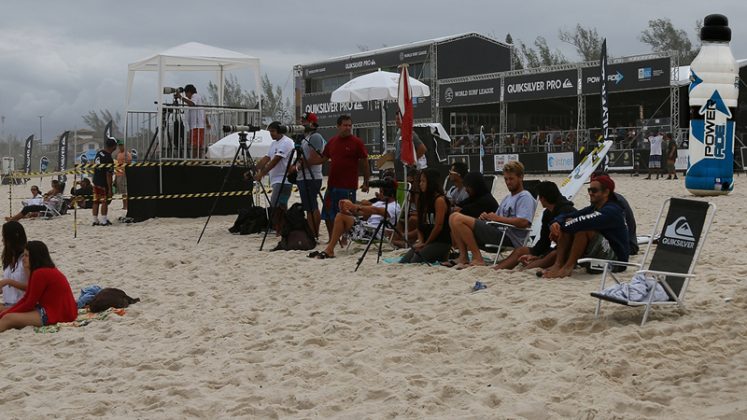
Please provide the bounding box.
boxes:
[175,84,210,158]
[307,115,370,239]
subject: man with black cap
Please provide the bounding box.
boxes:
[92,137,117,226]
[541,174,629,278]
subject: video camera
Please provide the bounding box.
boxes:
[163,86,185,95]
[223,124,262,133]
[369,176,398,198]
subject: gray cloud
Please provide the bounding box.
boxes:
[2,0,745,141]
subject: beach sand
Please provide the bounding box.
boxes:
[1,174,746,419]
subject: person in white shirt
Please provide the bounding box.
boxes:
[174,84,211,158]
[21,185,43,207]
[254,121,295,231]
[646,131,664,180]
[0,221,28,307]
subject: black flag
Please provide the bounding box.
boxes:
[23,135,33,176]
[104,120,114,140]
[600,38,610,141]
[57,131,69,184]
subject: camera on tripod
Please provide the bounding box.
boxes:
[163,86,185,95]
[369,176,398,198]
[223,124,262,133]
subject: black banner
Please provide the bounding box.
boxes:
[436,36,511,79]
[607,149,635,170]
[302,45,431,78]
[503,69,578,102]
[57,131,69,183]
[301,93,431,127]
[23,135,33,175]
[518,152,547,173]
[582,57,670,94]
[439,78,501,107]
[600,39,610,140]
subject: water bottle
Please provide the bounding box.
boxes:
[686,14,739,195]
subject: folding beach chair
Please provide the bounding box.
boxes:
[39,194,66,219]
[580,198,716,326]
[345,184,408,251]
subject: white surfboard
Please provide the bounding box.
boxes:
[528,140,614,245]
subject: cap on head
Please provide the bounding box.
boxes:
[302,112,318,125]
[591,174,615,193]
[105,138,117,149]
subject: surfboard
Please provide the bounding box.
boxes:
[528,140,614,245]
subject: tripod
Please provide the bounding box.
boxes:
[354,197,405,272]
[197,130,270,244]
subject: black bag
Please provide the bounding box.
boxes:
[272,203,316,251]
[229,206,268,235]
[88,288,140,313]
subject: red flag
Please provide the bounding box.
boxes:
[398,65,415,166]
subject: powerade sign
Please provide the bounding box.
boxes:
[440,78,500,107]
[503,70,577,102]
[699,92,730,159]
[581,57,670,93]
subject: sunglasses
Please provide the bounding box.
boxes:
[587,187,605,194]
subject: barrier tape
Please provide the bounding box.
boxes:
[74,190,253,201]
[9,159,237,178]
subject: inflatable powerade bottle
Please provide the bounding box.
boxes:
[686,14,739,196]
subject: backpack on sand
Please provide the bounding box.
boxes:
[272,203,316,251]
[229,206,269,235]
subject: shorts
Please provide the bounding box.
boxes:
[473,219,515,250]
[648,154,662,168]
[584,233,617,260]
[296,179,322,211]
[322,188,357,223]
[270,183,292,208]
[115,176,127,195]
[190,128,205,149]
[36,305,49,326]
[93,185,110,204]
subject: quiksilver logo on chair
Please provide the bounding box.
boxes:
[661,216,696,248]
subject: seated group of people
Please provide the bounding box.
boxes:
[4,178,93,224]
[307,160,638,279]
[0,221,77,332]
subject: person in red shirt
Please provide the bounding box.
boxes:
[307,115,370,238]
[0,241,77,332]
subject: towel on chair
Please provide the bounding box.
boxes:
[600,273,670,302]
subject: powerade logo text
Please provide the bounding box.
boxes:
[703,99,726,159]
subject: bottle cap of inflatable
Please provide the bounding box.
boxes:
[700,14,731,42]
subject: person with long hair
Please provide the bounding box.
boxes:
[400,168,451,263]
[454,172,499,218]
[0,222,28,307]
[0,241,77,332]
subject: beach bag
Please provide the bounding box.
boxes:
[273,203,316,251]
[88,288,140,313]
[229,206,268,235]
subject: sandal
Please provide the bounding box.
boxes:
[307,250,321,258]
[314,251,334,259]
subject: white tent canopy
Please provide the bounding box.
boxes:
[126,42,261,109]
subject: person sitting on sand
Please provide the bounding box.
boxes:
[20,185,43,207]
[0,222,29,308]
[0,241,77,332]
[448,161,536,268]
[540,174,629,279]
[493,181,576,271]
[5,180,63,222]
[400,168,451,263]
[70,177,94,209]
[308,185,401,260]
[452,172,498,218]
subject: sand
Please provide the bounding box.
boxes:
[0,174,746,419]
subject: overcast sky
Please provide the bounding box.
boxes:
[1,0,745,142]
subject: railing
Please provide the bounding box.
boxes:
[125,105,261,161]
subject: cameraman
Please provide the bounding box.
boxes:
[294,112,325,237]
[174,84,211,158]
[254,121,295,231]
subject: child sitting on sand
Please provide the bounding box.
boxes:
[0,241,77,332]
[0,221,29,308]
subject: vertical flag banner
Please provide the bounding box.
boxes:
[479,125,486,174]
[57,131,70,183]
[23,135,33,176]
[398,65,415,166]
[600,38,610,141]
